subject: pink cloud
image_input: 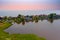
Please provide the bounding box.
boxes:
[0,4,59,10]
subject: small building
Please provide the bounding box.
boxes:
[24,16,32,21]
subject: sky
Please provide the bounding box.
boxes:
[0,0,60,10]
[0,10,60,17]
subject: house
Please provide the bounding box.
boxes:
[24,16,33,22]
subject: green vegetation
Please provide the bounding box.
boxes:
[0,22,46,40]
[0,13,58,40]
[9,34,46,40]
[48,13,56,19]
[0,22,12,30]
[0,13,59,24]
[0,22,11,40]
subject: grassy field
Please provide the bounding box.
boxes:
[0,22,46,40]
[0,22,12,30]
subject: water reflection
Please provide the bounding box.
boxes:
[5,13,59,25]
[48,19,53,23]
[35,20,38,23]
[4,19,60,40]
[15,19,55,25]
[22,21,25,25]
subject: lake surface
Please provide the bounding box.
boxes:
[4,19,60,40]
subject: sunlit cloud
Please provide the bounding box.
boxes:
[0,0,60,10]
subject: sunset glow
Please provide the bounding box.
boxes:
[0,0,60,10]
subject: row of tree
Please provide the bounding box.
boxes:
[0,13,59,24]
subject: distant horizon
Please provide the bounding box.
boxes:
[0,10,60,17]
[0,0,60,17]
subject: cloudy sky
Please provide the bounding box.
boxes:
[0,0,60,10]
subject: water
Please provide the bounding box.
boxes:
[4,19,60,40]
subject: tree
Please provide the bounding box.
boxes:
[17,14,22,18]
[48,13,56,23]
[3,16,8,21]
[48,13,56,19]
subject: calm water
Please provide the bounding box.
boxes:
[4,19,60,40]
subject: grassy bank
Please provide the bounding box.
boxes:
[0,22,12,30]
[0,22,46,40]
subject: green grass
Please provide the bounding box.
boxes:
[0,22,46,40]
[9,34,46,40]
[0,22,12,30]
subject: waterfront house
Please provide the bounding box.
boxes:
[24,16,33,21]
